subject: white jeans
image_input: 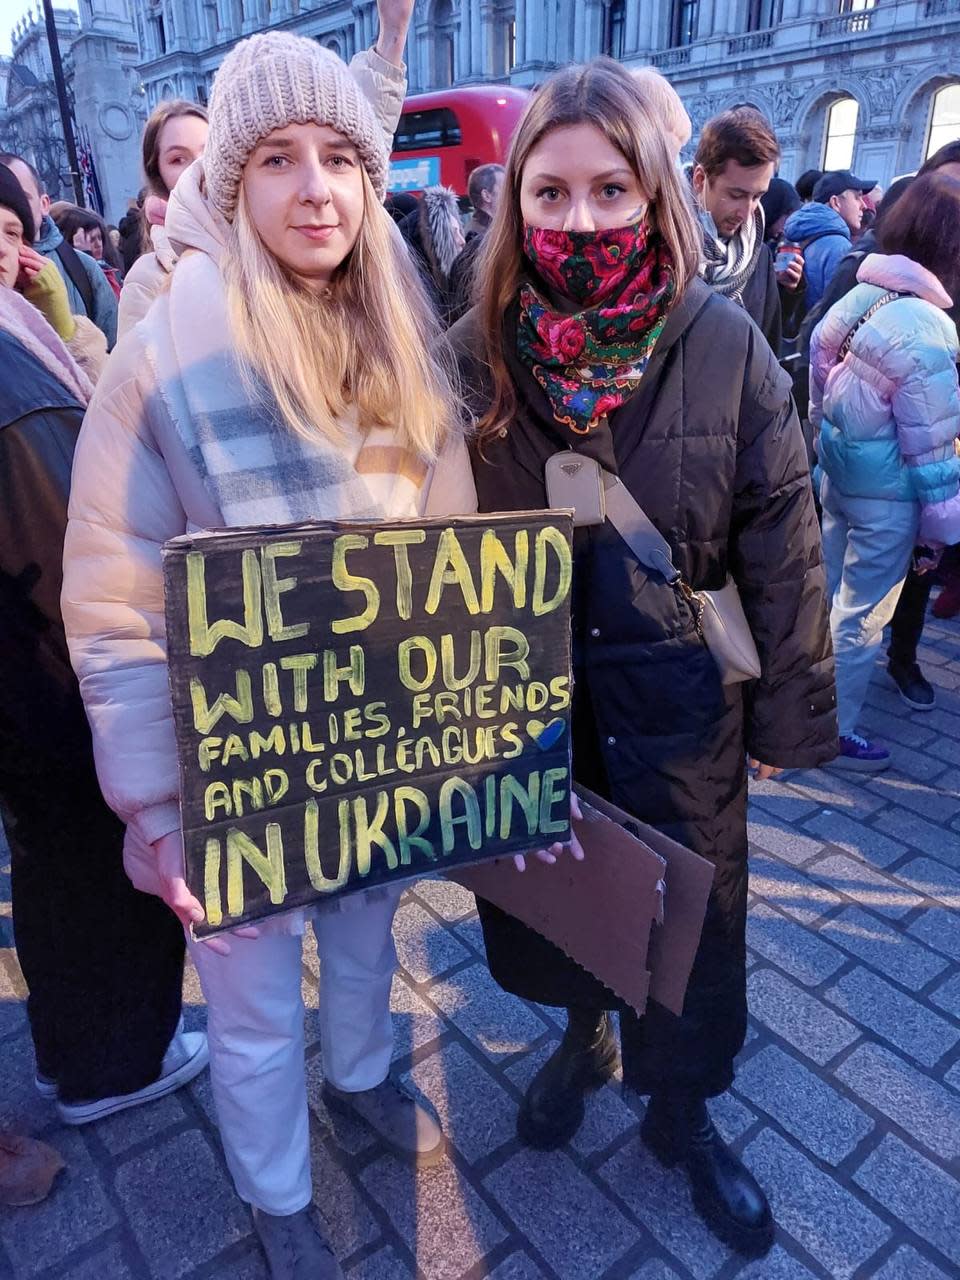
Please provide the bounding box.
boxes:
[820,477,918,737]
[188,887,402,1215]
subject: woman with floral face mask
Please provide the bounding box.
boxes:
[450,58,836,1258]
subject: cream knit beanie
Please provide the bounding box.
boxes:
[204,32,388,219]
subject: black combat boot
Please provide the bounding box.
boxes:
[517,1010,619,1149]
[642,1093,774,1258]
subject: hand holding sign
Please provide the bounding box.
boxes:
[513,791,585,871]
[152,830,261,955]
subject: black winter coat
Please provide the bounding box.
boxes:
[449,279,836,1097]
[740,242,783,355]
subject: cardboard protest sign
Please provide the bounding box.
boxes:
[451,786,714,1018]
[162,514,574,936]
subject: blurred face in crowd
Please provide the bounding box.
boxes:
[158,113,209,195]
[5,158,46,241]
[480,170,504,214]
[520,124,648,232]
[73,224,103,258]
[0,208,23,287]
[830,187,865,233]
[693,158,775,239]
[242,122,365,289]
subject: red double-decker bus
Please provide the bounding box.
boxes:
[388,85,530,200]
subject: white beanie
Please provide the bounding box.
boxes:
[204,32,388,219]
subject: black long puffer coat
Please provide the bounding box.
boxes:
[448,278,836,1098]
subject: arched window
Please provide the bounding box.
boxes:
[604,0,626,59]
[432,0,456,88]
[326,38,342,58]
[671,0,699,46]
[926,83,960,160]
[822,96,859,170]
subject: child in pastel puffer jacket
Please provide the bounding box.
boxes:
[810,171,960,772]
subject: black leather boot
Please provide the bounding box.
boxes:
[517,1010,619,1149]
[641,1094,774,1258]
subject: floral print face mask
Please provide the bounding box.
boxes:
[517,222,675,435]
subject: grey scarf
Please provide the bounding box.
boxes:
[698,205,764,305]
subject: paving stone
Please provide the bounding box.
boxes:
[866,775,960,825]
[404,1040,516,1163]
[94,1093,188,1156]
[747,969,859,1065]
[870,1245,953,1280]
[748,854,843,926]
[883,742,949,784]
[834,1042,960,1161]
[912,705,960,739]
[389,974,448,1063]
[818,906,948,988]
[346,1246,414,1280]
[893,857,960,908]
[747,818,824,866]
[929,970,960,1018]
[743,1128,890,1279]
[393,901,472,985]
[733,1245,821,1279]
[309,1131,381,1259]
[598,1136,731,1280]
[857,703,939,749]
[785,770,889,820]
[409,876,476,921]
[746,901,846,986]
[115,1129,248,1279]
[747,779,820,823]
[452,913,487,954]
[825,967,959,1067]
[502,1037,560,1094]
[735,1044,873,1165]
[873,810,960,864]
[427,963,552,1060]
[945,1060,960,1093]
[708,1089,756,1145]
[484,1252,545,1280]
[854,1134,960,1269]
[205,1246,271,1279]
[806,854,923,920]
[625,1262,683,1280]
[802,810,906,869]
[0,1030,57,1135]
[0,1128,117,1279]
[907,905,960,961]
[60,1243,138,1279]
[485,1147,638,1279]
[359,1153,508,1280]
[570,1076,641,1157]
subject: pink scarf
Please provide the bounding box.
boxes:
[0,287,93,405]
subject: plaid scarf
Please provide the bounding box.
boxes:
[516,224,675,436]
[698,205,764,305]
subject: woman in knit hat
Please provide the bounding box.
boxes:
[61,31,475,1280]
[116,0,410,340]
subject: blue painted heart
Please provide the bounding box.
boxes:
[526,717,567,750]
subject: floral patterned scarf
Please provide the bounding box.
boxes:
[516,223,675,435]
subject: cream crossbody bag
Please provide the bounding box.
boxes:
[545,451,762,685]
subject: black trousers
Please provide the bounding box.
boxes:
[888,568,933,667]
[5,753,185,1104]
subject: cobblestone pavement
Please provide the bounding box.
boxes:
[2,617,960,1280]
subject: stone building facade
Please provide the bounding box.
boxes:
[1,1,146,222]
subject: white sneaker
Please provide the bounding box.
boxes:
[56,1028,209,1126]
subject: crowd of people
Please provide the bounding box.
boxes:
[1,3,959,1272]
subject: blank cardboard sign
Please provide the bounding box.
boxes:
[450,786,714,1018]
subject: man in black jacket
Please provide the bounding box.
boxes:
[0,321,206,1125]
[692,109,802,355]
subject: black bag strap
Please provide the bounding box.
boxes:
[54,242,95,320]
[836,290,909,364]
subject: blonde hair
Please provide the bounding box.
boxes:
[222,166,457,459]
[631,67,692,156]
[476,57,702,441]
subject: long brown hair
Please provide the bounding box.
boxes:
[140,99,208,248]
[475,57,702,440]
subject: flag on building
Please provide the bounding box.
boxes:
[75,121,104,216]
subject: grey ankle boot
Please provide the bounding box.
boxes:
[253,1206,343,1280]
[322,1076,445,1167]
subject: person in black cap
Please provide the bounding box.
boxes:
[782,169,876,312]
